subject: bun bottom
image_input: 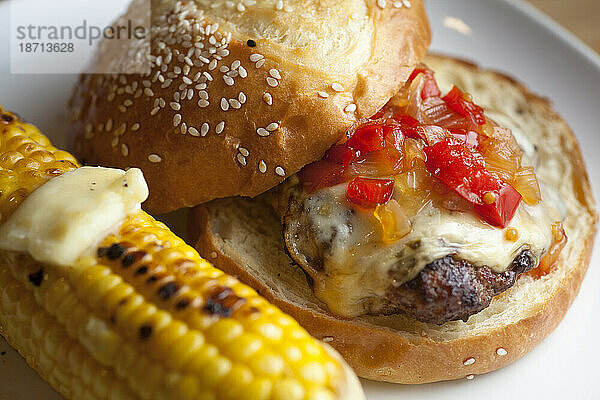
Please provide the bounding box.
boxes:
[188,54,597,383]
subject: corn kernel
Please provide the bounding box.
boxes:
[199,355,232,387]
[245,378,273,400]
[252,352,285,376]
[272,378,305,400]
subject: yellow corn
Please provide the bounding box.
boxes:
[0,106,363,400]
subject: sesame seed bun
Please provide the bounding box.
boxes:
[68,0,430,214]
[187,54,598,383]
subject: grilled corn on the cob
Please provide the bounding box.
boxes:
[0,106,364,400]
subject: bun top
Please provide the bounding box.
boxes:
[70,0,430,213]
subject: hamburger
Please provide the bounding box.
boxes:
[68,0,597,385]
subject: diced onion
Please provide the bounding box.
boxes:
[513,166,542,205]
[374,199,412,243]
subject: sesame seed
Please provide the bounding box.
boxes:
[393,1,403,7]
[111,137,119,148]
[197,99,209,108]
[174,66,182,75]
[115,123,126,136]
[208,59,218,70]
[237,2,245,11]
[220,66,230,73]
[227,70,239,78]
[121,144,129,156]
[198,90,209,100]
[144,88,154,97]
[466,375,474,380]
[188,126,200,136]
[216,121,225,134]
[257,128,270,137]
[463,358,475,366]
[250,53,264,62]
[173,114,182,127]
[183,76,193,85]
[267,77,279,87]
[344,103,357,112]
[239,147,250,157]
[148,154,162,163]
[317,91,329,98]
[236,153,247,166]
[331,82,344,92]
[269,69,281,79]
[221,98,230,111]
[275,166,285,176]
[377,0,386,8]
[239,92,247,104]
[174,92,181,102]
[150,107,160,116]
[210,251,218,259]
[496,348,508,356]
[106,118,113,131]
[131,123,140,131]
[118,105,127,113]
[229,99,242,109]
[180,123,187,135]
[124,99,133,106]
[402,0,411,7]
[266,122,279,131]
[263,92,273,105]
[223,75,235,86]
[259,160,267,173]
[232,60,241,69]
[255,59,265,68]
[203,71,213,81]
[201,123,209,136]
[276,0,283,10]
[322,336,334,343]
[170,102,181,110]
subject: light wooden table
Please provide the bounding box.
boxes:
[527,0,600,54]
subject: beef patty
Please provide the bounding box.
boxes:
[385,250,535,324]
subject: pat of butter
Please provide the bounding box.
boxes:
[0,167,148,266]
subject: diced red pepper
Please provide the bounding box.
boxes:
[347,177,395,209]
[424,137,521,227]
[298,160,350,193]
[325,145,359,167]
[409,68,441,99]
[345,124,386,153]
[442,86,486,126]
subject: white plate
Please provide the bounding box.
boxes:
[1,0,600,399]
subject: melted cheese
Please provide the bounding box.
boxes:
[300,184,560,317]
[0,167,148,267]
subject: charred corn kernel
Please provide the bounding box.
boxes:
[0,106,363,400]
